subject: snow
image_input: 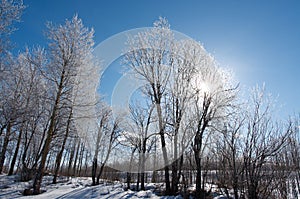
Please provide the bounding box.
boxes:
[0,174,186,199]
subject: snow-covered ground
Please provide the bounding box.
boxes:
[0,174,187,199]
[2,173,298,198]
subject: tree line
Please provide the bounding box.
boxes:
[0,1,299,198]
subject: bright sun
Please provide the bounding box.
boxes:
[191,75,211,95]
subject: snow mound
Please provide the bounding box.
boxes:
[98,187,110,195]
[136,190,152,198]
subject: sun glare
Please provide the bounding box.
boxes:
[191,75,211,95]
[200,82,210,94]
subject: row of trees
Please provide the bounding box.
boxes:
[119,17,298,198]
[0,1,299,198]
[0,0,100,194]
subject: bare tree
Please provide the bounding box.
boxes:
[188,54,237,198]
[0,48,47,174]
[52,107,73,183]
[125,101,156,190]
[91,103,111,185]
[96,115,121,185]
[285,115,300,198]
[215,112,244,199]
[32,15,96,194]
[241,86,292,199]
[0,0,24,74]
[7,48,47,176]
[124,17,175,194]
[167,39,203,194]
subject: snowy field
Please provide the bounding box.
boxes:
[0,174,183,199]
[0,174,232,199]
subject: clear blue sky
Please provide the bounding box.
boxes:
[12,0,300,118]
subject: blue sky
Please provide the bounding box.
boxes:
[12,0,300,118]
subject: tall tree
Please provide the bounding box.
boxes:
[125,101,156,190]
[216,112,244,199]
[32,15,96,194]
[0,0,25,173]
[7,48,47,175]
[241,86,292,199]
[91,103,111,185]
[189,54,237,198]
[0,0,24,75]
[167,39,201,194]
[125,17,175,194]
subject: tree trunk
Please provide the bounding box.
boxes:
[53,109,72,184]
[137,172,140,191]
[195,155,203,199]
[92,123,102,185]
[0,122,11,174]
[32,67,65,194]
[72,140,80,176]
[97,163,105,185]
[32,127,54,194]
[126,172,131,190]
[0,124,7,137]
[92,157,97,186]
[171,132,179,194]
[248,184,258,199]
[67,141,76,176]
[8,127,23,175]
[194,132,205,199]
[96,124,117,185]
[77,143,85,176]
[141,139,147,191]
[156,103,170,194]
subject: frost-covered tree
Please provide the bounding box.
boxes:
[286,115,300,198]
[167,39,204,193]
[0,0,25,75]
[8,48,47,176]
[125,101,156,190]
[124,17,174,193]
[91,103,121,185]
[32,15,98,194]
[215,111,244,199]
[124,18,238,196]
[91,102,111,185]
[0,47,47,174]
[241,86,292,199]
[188,53,237,198]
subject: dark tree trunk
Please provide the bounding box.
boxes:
[96,163,105,185]
[248,184,258,199]
[0,124,7,137]
[141,139,146,191]
[156,103,170,194]
[96,123,117,185]
[195,156,203,199]
[32,67,65,194]
[8,127,23,175]
[141,172,145,191]
[126,172,131,190]
[72,140,80,176]
[67,141,76,176]
[92,158,97,186]
[77,143,85,176]
[171,159,178,194]
[194,132,205,199]
[136,172,140,191]
[32,130,54,194]
[53,110,72,184]
[127,147,136,190]
[0,122,11,174]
